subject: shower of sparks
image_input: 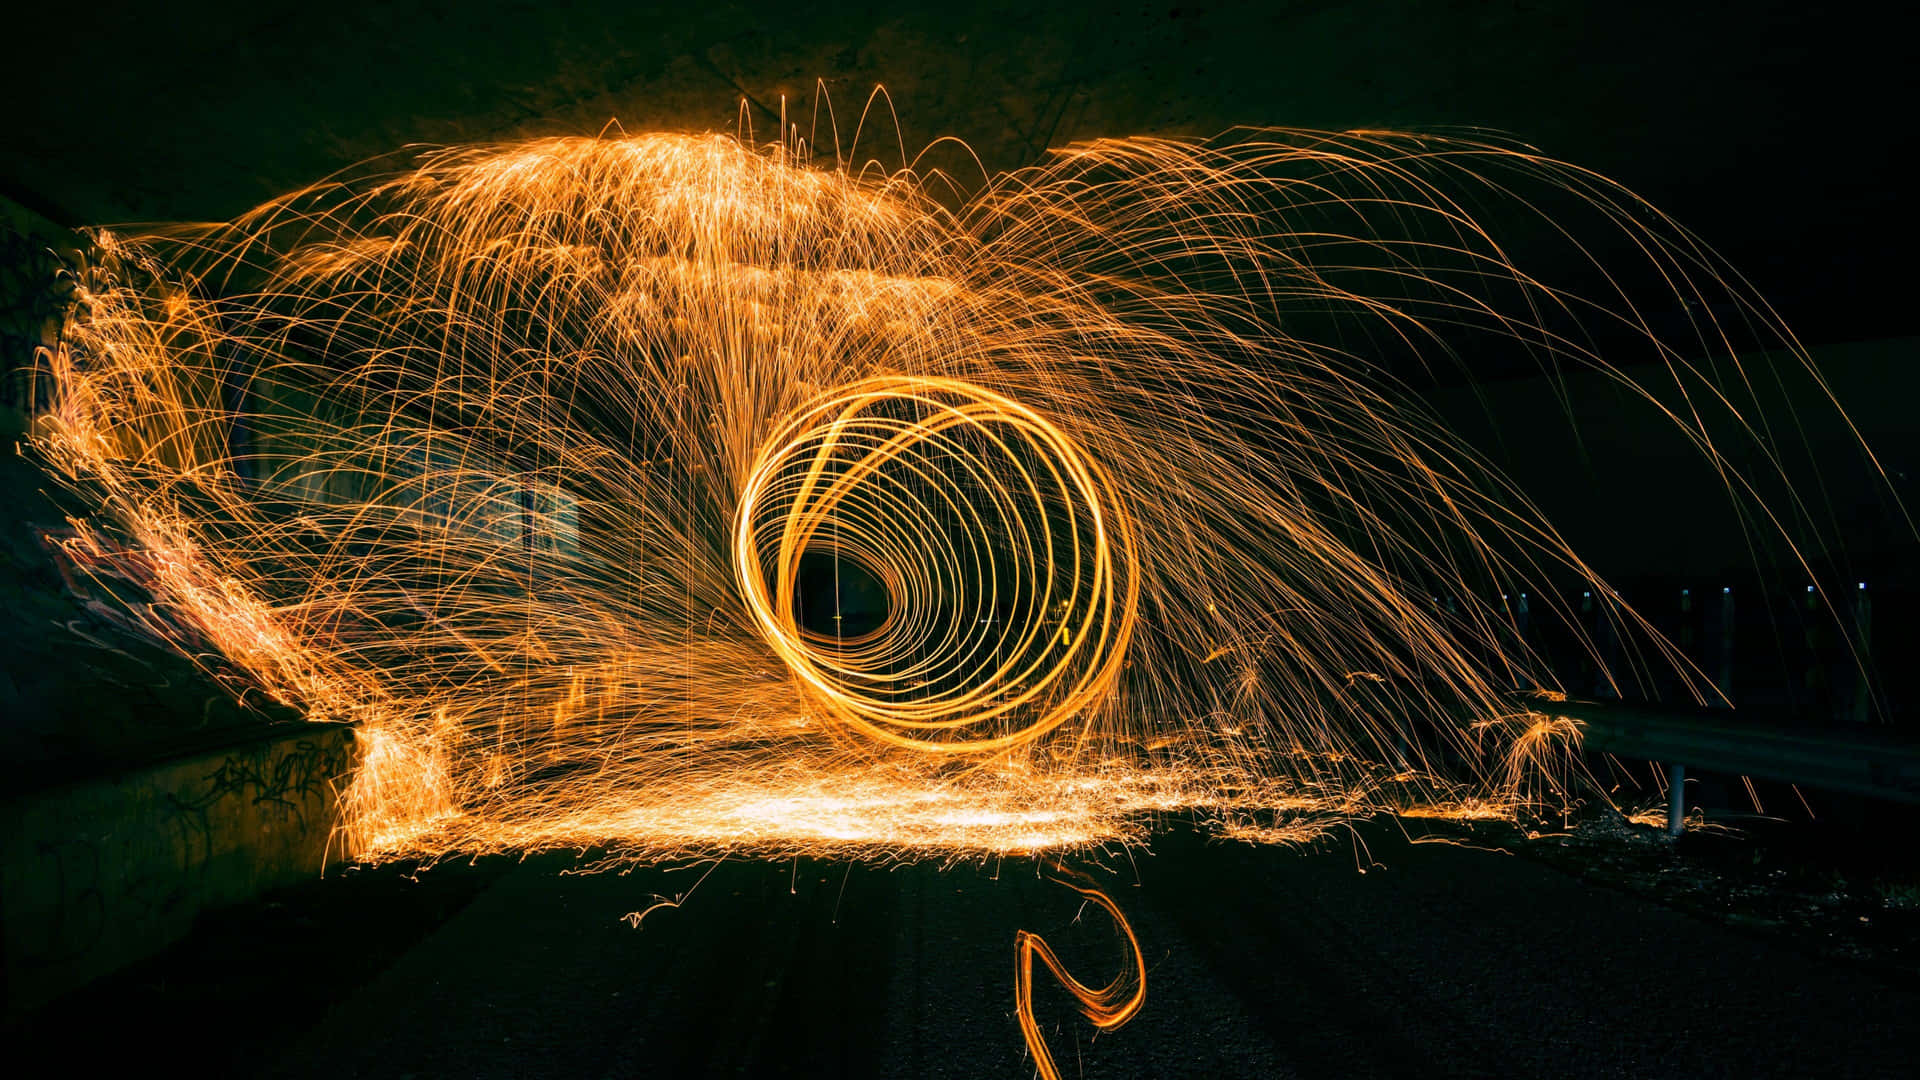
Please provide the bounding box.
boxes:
[32,118,1871,866]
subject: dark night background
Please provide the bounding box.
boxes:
[3,2,1919,1076]
[1,0,1911,351]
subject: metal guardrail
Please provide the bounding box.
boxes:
[1542,697,1920,834]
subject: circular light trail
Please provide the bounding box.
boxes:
[735,375,1136,753]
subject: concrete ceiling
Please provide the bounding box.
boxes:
[3,0,1913,349]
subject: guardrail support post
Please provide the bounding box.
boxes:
[1667,762,1686,836]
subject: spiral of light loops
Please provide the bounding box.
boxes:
[735,376,1137,754]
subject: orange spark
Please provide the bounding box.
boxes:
[1015,879,1148,1080]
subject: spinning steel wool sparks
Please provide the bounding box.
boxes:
[33,118,1869,872]
[737,374,1135,755]
[1016,874,1149,1080]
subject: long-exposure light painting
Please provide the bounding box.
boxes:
[31,106,1890,1076]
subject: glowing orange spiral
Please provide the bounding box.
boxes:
[735,375,1137,754]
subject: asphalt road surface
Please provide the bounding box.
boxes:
[24,822,1920,1078]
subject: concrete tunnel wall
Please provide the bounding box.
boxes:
[1,723,354,1015]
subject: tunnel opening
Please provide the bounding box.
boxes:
[792,548,890,640]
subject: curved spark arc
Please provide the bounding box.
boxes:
[1015,880,1149,1080]
[31,124,1883,862]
